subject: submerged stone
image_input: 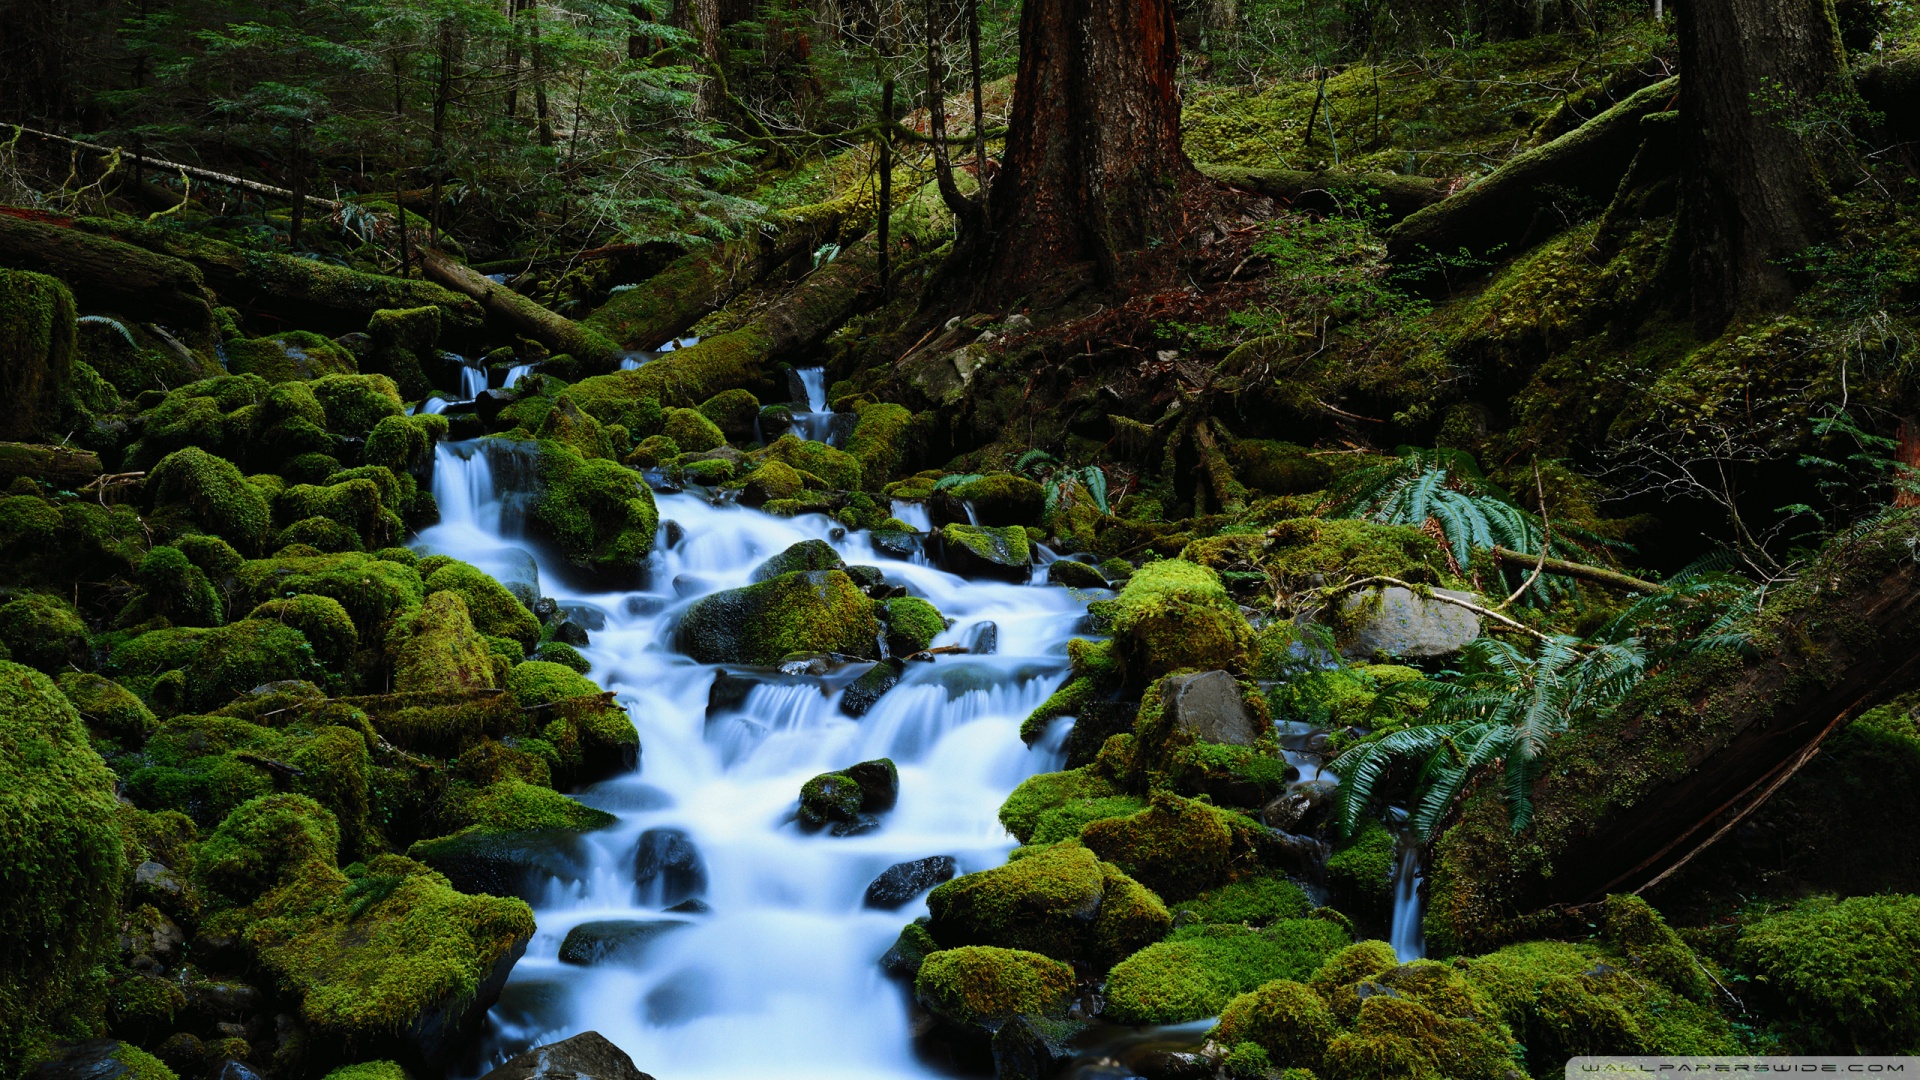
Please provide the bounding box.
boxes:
[633,827,706,907]
[557,918,691,966]
[865,855,959,909]
[477,1031,657,1080]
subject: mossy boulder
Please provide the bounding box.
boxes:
[121,545,225,628]
[1210,980,1338,1073]
[937,524,1032,582]
[55,671,157,744]
[0,591,92,673]
[798,771,867,828]
[0,662,127,1077]
[0,269,78,441]
[312,373,406,438]
[364,414,448,476]
[528,441,658,588]
[194,792,340,902]
[1263,517,1461,589]
[389,592,496,693]
[749,538,844,582]
[913,946,1075,1031]
[460,779,614,833]
[147,446,273,553]
[676,570,881,664]
[926,842,1168,966]
[1079,791,1268,902]
[697,388,760,442]
[1731,893,1920,1052]
[1324,819,1398,921]
[1179,875,1314,927]
[1105,919,1351,1025]
[1095,559,1254,688]
[505,660,638,784]
[997,766,1123,843]
[365,306,439,400]
[845,401,914,489]
[762,434,862,491]
[233,551,425,645]
[422,560,540,649]
[274,477,404,550]
[227,331,358,383]
[947,473,1046,526]
[180,618,327,712]
[883,596,945,656]
[248,593,358,670]
[662,407,725,453]
[1229,440,1334,495]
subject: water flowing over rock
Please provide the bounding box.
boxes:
[477,1031,658,1080]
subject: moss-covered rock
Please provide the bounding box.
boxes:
[505,660,638,784]
[147,447,273,552]
[798,771,867,828]
[0,662,127,1077]
[998,766,1123,843]
[948,473,1046,526]
[0,591,91,673]
[120,545,224,629]
[180,618,326,712]
[883,595,944,656]
[1095,559,1254,688]
[926,841,1167,966]
[697,388,761,442]
[749,538,844,582]
[233,551,425,645]
[194,792,340,903]
[363,414,448,477]
[248,593,358,671]
[55,671,157,744]
[913,945,1075,1030]
[1229,440,1334,495]
[528,442,658,588]
[227,331,358,383]
[365,307,440,401]
[1211,980,1338,1073]
[389,592,495,693]
[1105,919,1351,1024]
[1325,820,1398,921]
[422,560,540,649]
[1731,893,1920,1052]
[1179,875,1314,927]
[460,778,614,832]
[676,570,881,664]
[1080,791,1261,902]
[0,269,78,442]
[662,407,725,453]
[312,373,406,438]
[937,523,1032,582]
[762,434,862,491]
[846,401,914,489]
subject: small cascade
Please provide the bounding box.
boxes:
[888,500,932,533]
[619,352,655,371]
[657,336,699,353]
[415,361,491,414]
[504,364,536,389]
[416,440,1091,1079]
[1389,839,1426,962]
[791,366,838,444]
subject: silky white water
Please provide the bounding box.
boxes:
[415,441,1091,1079]
[1389,841,1425,962]
[791,366,838,444]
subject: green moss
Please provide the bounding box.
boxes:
[311,374,405,437]
[536,396,617,460]
[1106,919,1351,1024]
[249,593,359,670]
[1325,821,1397,919]
[624,434,680,469]
[505,661,635,783]
[55,671,157,744]
[799,771,866,827]
[121,545,225,628]
[389,592,495,693]
[1099,559,1254,687]
[663,407,726,452]
[1223,1042,1275,1080]
[106,626,209,707]
[181,618,326,712]
[529,441,659,587]
[846,401,914,489]
[0,592,91,673]
[680,456,736,485]
[0,269,78,441]
[999,766,1122,843]
[1733,894,1920,1052]
[195,792,340,903]
[762,434,862,490]
[1182,875,1315,927]
[227,331,358,383]
[1319,959,1519,1080]
[147,446,273,552]
[913,945,1075,1029]
[531,641,589,673]
[1263,518,1461,589]
[697,388,760,441]
[677,569,880,664]
[949,473,1046,526]
[0,662,126,1077]
[1081,791,1257,902]
[365,307,440,400]
[1021,638,1121,744]
[363,414,448,476]
[461,778,614,832]
[278,516,365,553]
[1090,860,1174,966]
[1029,795,1150,846]
[926,842,1109,961]
[106,1044,181,1080]
[234,552,425,645]
[1212,980,1338,1072]
[883,596,944,656]
[275,477,401,550]
[422,560,540,649]
[321,1062,410,1080]
[1230,440,1335,496]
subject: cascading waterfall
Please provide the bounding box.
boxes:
[504,364,535,390]
[791,366,838,444]
[416,441,1090,1080]
[418,361,492,414]
[1389,840,1425,962]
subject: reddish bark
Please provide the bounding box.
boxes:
[973,0,1198,299]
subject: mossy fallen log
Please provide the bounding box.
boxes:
[0,210,215,335]
[1428,512,1920,954]
[418,247,619,371]
[1386,76,1679,266]
[1198,165,1446,223]
[582,188,876,354]
[85,219,483,337]
[0,442,102,488]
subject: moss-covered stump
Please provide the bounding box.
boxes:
[0,269,78,441]
[913,946,1075,1034]
[1104,919,1351,1025]
[1093,559,1254,688]
[676,569,881,664]
[0,662,128,1077]
[925,842,1169,966]
[936,524,1032,582]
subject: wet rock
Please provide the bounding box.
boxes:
[751,539,845,582]
[187,931,245,969]
[641,468,682,494]
[830,813,882,837]
[676,570,881,665]
[840,658,904,717]
[477,1031,657,1080]
[213,1059,264,1080]
[963,621,998,655]
[798,772,866,828]
[533,596,560,623]
[633,828,707,907]
[661,519,686,547]
[1338,585,1481,660]
[1261,779,1339,833]
[1046,559,1107,589]
[758,404,794,441]
[27,1042,178,1080]
[864,856,959,909]
[845,758,900,811]
[992,1015,1085,1080]
[664,897,711,914]
[1162,670,1260,746]
[489,547,543,610]
[558,918,691,966]
[868,583,909,600]
[475,388,516,426]
[1133,1050,1215,1080]
[935,524,1031,582]
[553,619,591,647]
[119,905,185,966]
[844,564,886,589]
[870,529,923,562]
[412,829,595,903]
[1061,700,1139,769]
[185,976,260,1019]
[154,1033,206,1074]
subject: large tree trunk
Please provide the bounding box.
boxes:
[1676,0,1847,331]
[971,0,1197,298]
[1427,513,1920,954]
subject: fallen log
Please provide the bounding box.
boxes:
[0,443,104,489]
[1198,164,1447,223]
[1486,546,1664,594]
[1427,511,1920,953]
[1386,76,1679,266]
[417,247,620,369]
[0,210,215,335]
[90,219,484,337]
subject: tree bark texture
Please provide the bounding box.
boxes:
[976,0,1195,297]
[1675,0,1846,330]
[1427,513,1920,954]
